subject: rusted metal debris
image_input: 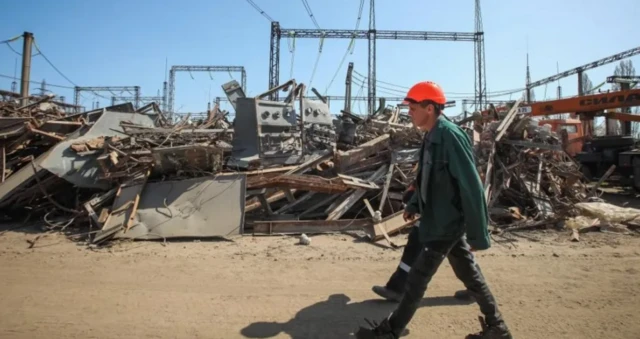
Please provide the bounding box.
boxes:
[0,80,612,247]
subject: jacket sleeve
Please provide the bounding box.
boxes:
[444,129,491,250]
[404,189,420,215]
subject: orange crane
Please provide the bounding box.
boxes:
[516,87,640,188]
[517,88,640,119]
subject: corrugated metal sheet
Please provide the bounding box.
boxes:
[39,111,155,189]
[107,174,246,240]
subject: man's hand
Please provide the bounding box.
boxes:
[403,210,417,222]
[402,184,416,205]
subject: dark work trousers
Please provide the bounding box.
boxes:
[387,236,504,337]
[384,224,422,292]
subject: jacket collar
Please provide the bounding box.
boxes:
[425,115,446,144]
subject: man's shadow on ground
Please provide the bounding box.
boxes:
[240,293,474,339]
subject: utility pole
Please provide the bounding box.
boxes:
[368,0,376,116]
[525,53,532,103]
[40,79,46,96]
[162,81,168,113]
[474,0,487,110]
[344,62,354,112]
[20,32,34,106]
[11,59,18,93]
[167,65,247,119]
[268,1,483,115]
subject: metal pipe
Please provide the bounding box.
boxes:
[20,32,34,106]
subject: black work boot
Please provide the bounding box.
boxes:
[372,285,403,302]
[355,318,398,339]
[466,316,513,339]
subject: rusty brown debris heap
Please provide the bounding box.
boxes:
[0,82,630,247]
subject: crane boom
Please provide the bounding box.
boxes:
[517,88,640,116]
[527,46,640,89]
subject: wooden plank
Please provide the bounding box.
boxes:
[249,174,349,193]
[28,127,65,141]
[251,218,372,235]
[368,211,415,241]
[363,199,376,218]
[483,145,496,198]
[378,164,395,211]
[590,164,616,195]
[284,151,332,175]
[338,174,380,190]
[522,178,554,217]
[98,208,110,224]
[494,98,523,142]
[245,189,293,212]
[334,134,390,171]
[364,198,396,247]
[257,194,273,215]
[94,176,148,243]
[298,194,340,218]
[275,192,315,214]
[342,151,390,175]
[227,166,297,176]
[84,203,99,226]
[284,189,296,202]
[326,165,387,220]
[124,170,150,233]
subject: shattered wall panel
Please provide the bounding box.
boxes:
[113,174,246,240]
[39,111,155,189]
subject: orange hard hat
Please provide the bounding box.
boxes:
[404,81,446,105]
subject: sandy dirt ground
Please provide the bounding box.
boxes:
[1,223,639,339]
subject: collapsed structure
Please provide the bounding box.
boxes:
[1,79,637,247]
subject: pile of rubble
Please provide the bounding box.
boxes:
[472,100,595,231]
[0,81,635,247]
[0,80,420,246]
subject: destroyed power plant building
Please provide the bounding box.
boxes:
[1,76,639,247]
[227,79,335,169]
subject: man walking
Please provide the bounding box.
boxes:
[355,81,512,339]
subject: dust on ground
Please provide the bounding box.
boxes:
[1,220,639,339]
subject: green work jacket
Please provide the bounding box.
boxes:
[405,116,491,250]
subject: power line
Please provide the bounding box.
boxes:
[4,42,21,56]
[307,37,324,93]
[1,34,23,56]
[287,33,296,79]
[355,0,365,30]
[32,39,109,100]
[245,0,274,22]
[351,74,406,95]
[299,0,323,92]
[353,70,408,90]
[323,2,364,94]
[300,0,321,29]
[32,39,78,87]
[0,74,73,89]
[352,69,524,97]
[0,35,22,44]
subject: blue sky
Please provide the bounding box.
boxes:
[1,0,638,117]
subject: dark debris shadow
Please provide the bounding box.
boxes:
[240,293,473,339]
[0,221,45,235]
